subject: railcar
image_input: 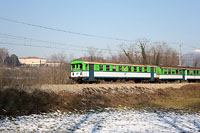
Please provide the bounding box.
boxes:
[158,66,200,81]
[70,60,200,83]
[70,60,157,83]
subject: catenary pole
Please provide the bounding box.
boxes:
[179,44,182,66]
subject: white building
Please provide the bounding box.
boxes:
[19,57,46,67]
[46,61,62,67]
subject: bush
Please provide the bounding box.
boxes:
[0,63,72,86]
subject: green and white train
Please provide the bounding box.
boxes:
[70,60,200,83]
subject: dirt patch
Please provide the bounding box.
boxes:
[0,83,200,116]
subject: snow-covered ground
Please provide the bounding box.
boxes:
[0,109,200,132]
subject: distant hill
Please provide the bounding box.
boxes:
[182,50,200,67]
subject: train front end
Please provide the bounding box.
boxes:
[70,60,88,82]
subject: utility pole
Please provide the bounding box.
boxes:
[179,44,182,66]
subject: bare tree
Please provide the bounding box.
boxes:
[85,46,104,62]
[139,41,148,65]
[123,49,134,63]
[88,47,96,61]
[48,52,67,63]
[0,48,9,65]
[106,45,118,62]
[193,56,200,67]
[119,44,139,64]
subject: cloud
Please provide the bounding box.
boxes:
[193,49,200,53]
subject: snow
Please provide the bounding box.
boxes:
[0,109,200,132]
[193,49,200,53]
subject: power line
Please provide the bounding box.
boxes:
[0,41,90,52]
[0,17,135,42]
[0,16,199,52]
[182,43,199,49]
[150,41,199,50]
[1,32,199,56]
[0,32,120,52]
[0,41,119,54]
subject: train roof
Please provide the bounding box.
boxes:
[71,60,157,67]
[159,66,200,70]
[71,60,200,70]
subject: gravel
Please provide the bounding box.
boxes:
[35,83,191,94]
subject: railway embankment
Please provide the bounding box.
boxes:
[0,83,200,116]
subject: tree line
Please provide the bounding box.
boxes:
[0,48,20,67]
[82,40,180,67]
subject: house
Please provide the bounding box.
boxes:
[19,57,46,67]
[46,61,62,67]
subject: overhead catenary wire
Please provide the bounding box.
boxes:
[1,33,199,58]
[0,41,120,54]
[0,17,136,42]
[0,40,198,63]
[1,32,199,55]
[0,33,121,52]
[0,41,91,52]
[0,17,199,53]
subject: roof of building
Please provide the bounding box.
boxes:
[46,61,62,63]
[19,56,45,59]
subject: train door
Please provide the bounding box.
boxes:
[151,67,155,82]
[183,69,186,80]
[89,64,95,81]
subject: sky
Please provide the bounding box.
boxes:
[0,0,200,59]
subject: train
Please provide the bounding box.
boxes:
[70,60,200,83]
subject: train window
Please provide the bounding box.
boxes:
[72,64,75,70]
[190,70,193,75]
[100,65,103,71]
[134,66,137,72]
[76,65,78,70]
[85,64,88,70]
[79,64,82,70]
[168,69,171,74]
[106,65,110,71]
[128,66,131,72]
[124,66,127,71]
[119,66,122,71]
[139,67,142,72]
[176,70,179,75]
[180,70,183,74]
[164,69,168,74]
[113,66,116,71]
[144,67,147,72]
[187,70,190,75]
[172,70,175,74]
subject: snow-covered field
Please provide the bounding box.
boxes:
[0,109,200,132]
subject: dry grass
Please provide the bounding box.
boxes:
[0,64,72,86]
[149,84,200,111]
[0,84,200,116]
